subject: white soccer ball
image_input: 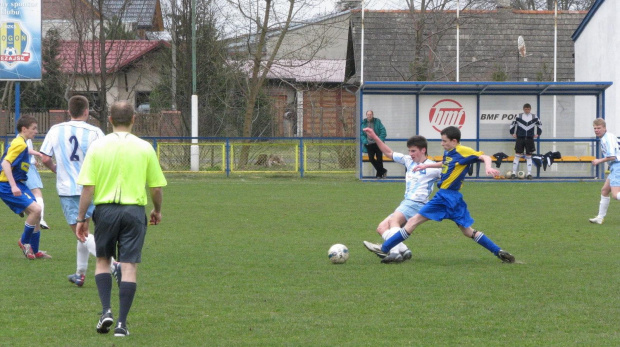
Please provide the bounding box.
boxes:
[328,244,349,264]
[517,171,525,179]
[506,170,513,177]
[4,47,16,56]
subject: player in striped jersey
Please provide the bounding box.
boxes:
[588,118,620,224]
[40,95,120,286]
[362,127,441,263]
[364,126,516,263]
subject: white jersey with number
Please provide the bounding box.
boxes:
[392,152,441,203]
[40,120,105,196]
[600,131,620,166]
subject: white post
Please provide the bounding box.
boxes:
[190,95,199,171]
[456,0,460,82]
[553,1,557,139]
[360,0,365,84]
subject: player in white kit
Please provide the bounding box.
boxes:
[362,127,441,263]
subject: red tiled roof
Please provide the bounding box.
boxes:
[57,40,169,74]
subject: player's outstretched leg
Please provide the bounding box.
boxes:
[471,229,515,263]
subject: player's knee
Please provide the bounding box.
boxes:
[27,203,42,217]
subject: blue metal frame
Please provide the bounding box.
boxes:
[357,81,613,181]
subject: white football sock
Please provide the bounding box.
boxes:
[526,157,532,175]
[76,240,90,275]
[512,156,520,173]
[382,227,402,254]
[598,195,610,217]
[35,196,45,221]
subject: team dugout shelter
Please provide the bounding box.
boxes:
[357,81,612,181]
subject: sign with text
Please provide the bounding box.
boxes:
[0,0,41,80]
[419,95,477,139]
[480,111,522,124]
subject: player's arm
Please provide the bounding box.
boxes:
[1,159,21,196]
[75,185,95,242]
[535,119,542,138]
[413,161,443,171]
[149,187,163,225]
[479,154,499,176]
[362,127,393,159]
[41,154,56,173]
[592,156,617,166]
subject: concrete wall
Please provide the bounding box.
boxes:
[574,0,619,134]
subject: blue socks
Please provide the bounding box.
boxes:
[30,231,40,253]
[21,223,35,245]
[381,228,409,253]
[473,231,500,256]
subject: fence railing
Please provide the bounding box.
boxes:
[3,136,356,177]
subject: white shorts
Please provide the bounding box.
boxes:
[394,199,425,221]
[60,196,95,225]
[25,165,43,190]
[609,163,620,187]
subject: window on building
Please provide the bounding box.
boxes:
[135,91,151,113]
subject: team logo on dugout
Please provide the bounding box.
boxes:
[0,22,31,69]
[429,99,466,132]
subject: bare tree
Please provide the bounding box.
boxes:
[67,0,139,132]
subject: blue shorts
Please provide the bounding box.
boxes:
[0,181,37,214]
[418,189,474,228]
[60,196,95,225]
[609,163,620,187]
[395,199,425,221]
[25,165,43,190]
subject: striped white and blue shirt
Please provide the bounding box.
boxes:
[392,152,441,203]
[600,131,620,167]
[40,120,105,196]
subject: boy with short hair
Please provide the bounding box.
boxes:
[588,118,620,224]
[362,127,441,263]
[0,116,50,259]
[364,126,516,263]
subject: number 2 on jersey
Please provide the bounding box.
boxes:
[69,136,80,161]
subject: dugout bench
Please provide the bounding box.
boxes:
[362,154,597,179]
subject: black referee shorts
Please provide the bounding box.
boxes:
[93,204,147,263]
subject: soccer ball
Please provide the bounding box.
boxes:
[517,171,525,179]
[506,170,513,177]
[3,47,16,56]
[328,244,349,264]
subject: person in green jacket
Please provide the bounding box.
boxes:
[361,110,388,178]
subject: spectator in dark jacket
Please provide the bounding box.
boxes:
[361,110,388,178]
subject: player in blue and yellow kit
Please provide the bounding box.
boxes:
[364,126,515,263]
[0,116,50,259]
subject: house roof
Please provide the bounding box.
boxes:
[572,0,605,41]
[237,60,347,83]
[361,81,612,96]
[57,40,169,74]
[98,0,160,28]
[266,60,347,83]
[348,9,587,83]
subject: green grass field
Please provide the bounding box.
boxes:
[1,174,619,346]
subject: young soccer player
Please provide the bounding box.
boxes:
[588,118,620,224]
[0,116,50,259]
[25,139,50,230]
[40,95,120,286]
[509,103,542,179]
[364,126,516,263]
[362,127,441,263]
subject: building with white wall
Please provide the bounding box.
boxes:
[573,0,618,133]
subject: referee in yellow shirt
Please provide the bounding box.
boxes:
[76,101,167,337]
